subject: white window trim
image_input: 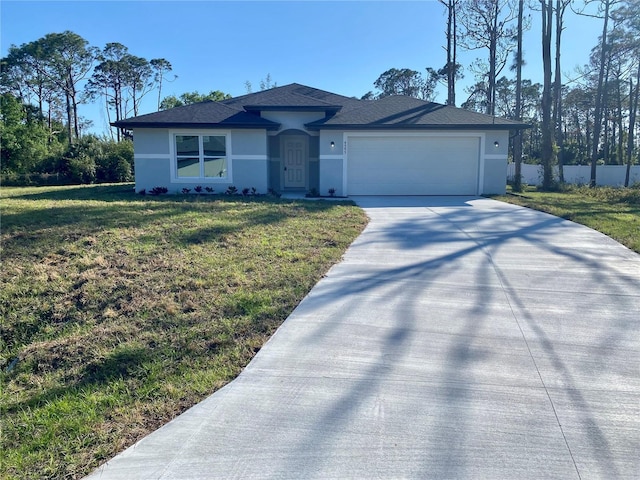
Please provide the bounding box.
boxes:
[169,129,232,183]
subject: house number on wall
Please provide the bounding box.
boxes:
[343,141,347,155]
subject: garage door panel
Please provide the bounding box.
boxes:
[347,136,479,195]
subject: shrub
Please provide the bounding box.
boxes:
[149,186,168,195]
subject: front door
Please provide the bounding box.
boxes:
[283,137,306,188]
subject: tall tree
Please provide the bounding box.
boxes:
[372,68,437,100]
[86,43,130,141]
[150,58,175,111]
[513,0,525,191]
[459,0,518,115]
[585,0,615,186]
[126,55,153,117]
[540,0,555,189]
[39,32,96,144]
[87,43,171,139]
[612,0,640,185]
[438,0,461,105]
[553,0,572,182]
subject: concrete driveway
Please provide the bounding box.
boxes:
[87,196,640,479]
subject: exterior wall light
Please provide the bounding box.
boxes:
[330,141,335,148]
[494,141,500,148]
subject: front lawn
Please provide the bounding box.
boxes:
[493,185,640,253]
[0,184,368,479]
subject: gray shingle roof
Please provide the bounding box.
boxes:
[111,101,280,129]
[306,95,529,130]
[112,83,529,131]
[222,83,363,111]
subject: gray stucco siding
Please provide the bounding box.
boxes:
[319,157,344,197]
[484,131,509,155]
[483,157,507,194]
[231,130,267,156]
[232,159,268,192]
[134,157,171,192]
[319,131,343,156]
[261,111,325,132]
[134,129,170,155]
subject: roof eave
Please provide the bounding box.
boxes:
[111,122,281,131]
[305,123,531,131]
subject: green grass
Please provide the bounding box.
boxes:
[493,185,640,253]
[0,184,368,479]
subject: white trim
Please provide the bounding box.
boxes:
[319,154,344,160]
[169,130,232,183]
[343,131,485,196]
[231,155,268,161]
[478,133,486,195]
[134,153,171,160]
[342,134,348,195]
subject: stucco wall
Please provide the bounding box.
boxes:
[134,129,170,155]
[232,130,267,155]
[134,157,171,192]
[261,111,325,132]
[132,128,269,194]
[232,159,268,192]
[483,157,507,194]
[319,157,344,197]
[484,131,509,156]
[319,131,343,156]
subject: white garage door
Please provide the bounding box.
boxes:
[347,136,480,195]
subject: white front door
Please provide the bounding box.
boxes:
[284,137,306,188]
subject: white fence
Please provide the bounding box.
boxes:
[507,163,640,187]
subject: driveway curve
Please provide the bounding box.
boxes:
[88,196,640,479]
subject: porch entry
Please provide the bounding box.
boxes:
[283,135,307,189]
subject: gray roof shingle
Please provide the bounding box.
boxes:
[306,95,529,130]
[111,101,280,129]
[112,83,529,131]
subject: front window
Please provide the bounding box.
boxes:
[175,134,227,179]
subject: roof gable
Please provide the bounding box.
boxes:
[222,83,363,112]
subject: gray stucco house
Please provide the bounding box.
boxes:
[112,83,528,196]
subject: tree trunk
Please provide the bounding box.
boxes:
[451,1,457,106]
[65,92,73,145]
[616,75,624,165]
[590,0,611,187]
[553,0,564,183]
[487,0,498,116]
[626,63,640,186]
[513,0,524,191]
[541,0,555,189]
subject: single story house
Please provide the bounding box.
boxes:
[112,83,528,196]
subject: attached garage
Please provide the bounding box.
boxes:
[346,135,481,196]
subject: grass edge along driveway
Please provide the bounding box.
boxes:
[492,185,640,254]
[0,184,368,480]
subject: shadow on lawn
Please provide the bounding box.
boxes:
[2,184,350,251]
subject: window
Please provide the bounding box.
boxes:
[175,134,228,179]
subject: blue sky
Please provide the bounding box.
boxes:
[1,0,603,135]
